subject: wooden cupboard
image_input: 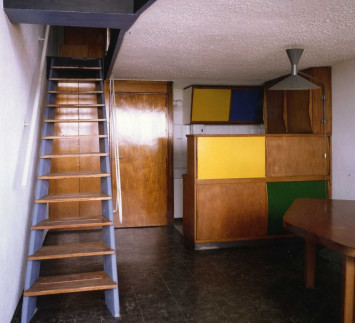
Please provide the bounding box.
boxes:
[264,67,332,134]
[183,134,331,245]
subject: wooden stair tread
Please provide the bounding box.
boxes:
[23,271,117,296]
[44,119,106,123]
[38,171,110,179]
[41,152,108,158]
[35,192,111,203]
[48,91,104,94]
[51,66,101,70]
[49,78,102,82]
[46,103,105,107]
[42,135,108,139]
[32,216,113,230]
[28,241,114,260]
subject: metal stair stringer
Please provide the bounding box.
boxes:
[98,59,120,317]
[21,64,56,323]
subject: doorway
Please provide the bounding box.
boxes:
[107,81,173,228]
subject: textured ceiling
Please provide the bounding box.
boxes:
[111,0,355,88]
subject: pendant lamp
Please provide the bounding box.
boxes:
[268,48,320,90]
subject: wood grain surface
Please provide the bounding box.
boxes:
[266,136,329,177]
[36,192,111,203]
[110,91,168,227]
[49,82,102,219]
[32,216,112,230]
[286,90,312,133]
[183,137,197,241]
[62,27,105,58]
[284,198,355,255]
[284,198,355,323]
[112,80,168,93]
[309,67,332,134]
[196,182,267,241]
[23,271,116,296]
[265,89,285,133]
[28,241,114,260]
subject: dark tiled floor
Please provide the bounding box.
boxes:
[12,225,343,323]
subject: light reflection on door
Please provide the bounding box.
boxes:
[111,93,168,227]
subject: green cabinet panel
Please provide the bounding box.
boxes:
[267,181,328,235]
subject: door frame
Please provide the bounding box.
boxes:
[104,80,174,225]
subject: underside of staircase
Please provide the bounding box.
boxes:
[21,57,119,322]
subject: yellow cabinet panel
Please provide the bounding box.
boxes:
[197,137,265,179]
[192,89,231,122]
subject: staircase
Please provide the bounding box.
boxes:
[21,57,119,322]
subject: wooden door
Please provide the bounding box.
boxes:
[111,91,169,227]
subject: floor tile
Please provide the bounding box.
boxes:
[101,313,144,322]
[142,308,186,322]
[136,292,179,313]
[12,226,345,323]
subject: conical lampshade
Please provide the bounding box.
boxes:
[269,74,320,90]
[269,48,320,90]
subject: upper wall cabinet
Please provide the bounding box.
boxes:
[191,88,231,122]
[183,86,264,124]
[264,66,332,134]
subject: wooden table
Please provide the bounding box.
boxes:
[284,198,355,323]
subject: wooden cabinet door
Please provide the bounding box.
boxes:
[266,136,330,177]
[197,137,265,179]
[191,88,231,122]
[111,93,168,227]
[267,180,328,235]
[196,182,267,242]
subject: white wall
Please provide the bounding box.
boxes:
[172,87,265,218]
[172,89,188,219]
[332,59,355,199]
[0,5,46,322]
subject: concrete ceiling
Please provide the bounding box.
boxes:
[111,0,355,88]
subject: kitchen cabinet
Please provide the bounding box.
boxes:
[183,134,331,246]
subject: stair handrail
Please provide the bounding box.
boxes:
[109,77,123,224]
[21,25,50,188]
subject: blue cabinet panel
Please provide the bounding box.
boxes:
[230,88,263,122]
